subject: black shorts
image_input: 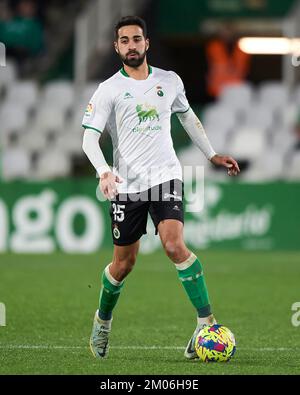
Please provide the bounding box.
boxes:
[109,179,184,246]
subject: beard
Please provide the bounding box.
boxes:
[120,49,147,67]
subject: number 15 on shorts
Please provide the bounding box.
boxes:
[112,203,125,222]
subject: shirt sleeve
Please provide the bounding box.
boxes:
[171,73,190,114]
[82,83,113,133]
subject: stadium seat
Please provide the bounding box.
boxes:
[2,147,31,180]
[219,83,253,113]
[285,151,300,180]
[293,84,300,106]
[241,148,284,181]
[258,82,290,110]
[42,80,74,112]
[0,130,11,148]
[271,127,296,155]
[35,149,72,179]
[243,105,274,131]
[57,130,83,155]
[69,104,87,130]
[202,104,237,131]
[1,105,28,133]
[19,127,55,152]
[203,123,231,153]
[0,61,17,92]
[33,106,66,132]
[229,127,266,161]
[278,103,298,128]
[4,81,39,112]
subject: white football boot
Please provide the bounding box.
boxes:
[184,315,217,359]
[89,310,112,359]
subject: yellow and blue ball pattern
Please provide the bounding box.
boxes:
[195,324,236,362]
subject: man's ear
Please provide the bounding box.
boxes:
[114,42,119,53]
[146,38,150,51]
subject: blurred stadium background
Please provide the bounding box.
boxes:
[0,0,300,375]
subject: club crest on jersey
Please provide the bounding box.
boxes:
[113,225,120,239]
[136,104,159,124]
[85,103,93,117]
[156,86,164,97]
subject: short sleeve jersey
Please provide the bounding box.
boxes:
[82,66,190,193]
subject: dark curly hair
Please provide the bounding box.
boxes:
[114,16,147,40]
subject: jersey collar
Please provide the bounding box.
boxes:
[120,65,153,79]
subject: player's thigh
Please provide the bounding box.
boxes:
[110,196,149,246]
[148,178,184,236]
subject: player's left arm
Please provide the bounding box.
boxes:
[176,108,240,176]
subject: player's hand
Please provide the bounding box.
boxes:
[210,154,240,176]
[99,171,123,200]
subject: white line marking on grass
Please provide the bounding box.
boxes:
[0,344,299,352]
[0,345,184,350]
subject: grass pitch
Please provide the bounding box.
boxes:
[0,250,300,375]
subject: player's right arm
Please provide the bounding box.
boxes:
[82,129,122,200]
[81,83,121,199]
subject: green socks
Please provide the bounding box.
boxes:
[175,253,212,317]
[98,265,124,321]
[98,254,211,321]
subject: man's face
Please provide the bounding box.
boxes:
[115,25,149,67]
[18,0,36,18]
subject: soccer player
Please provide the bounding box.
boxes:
[82,16,240,360]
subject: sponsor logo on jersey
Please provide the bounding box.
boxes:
[163,191,182,201]
[132,125,162,133]
[136,104,159,124]
[124,92,134,99]
[85,103,93,116]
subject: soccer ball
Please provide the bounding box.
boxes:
[195,324,236,362]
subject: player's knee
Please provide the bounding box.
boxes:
[163,239,186,263]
